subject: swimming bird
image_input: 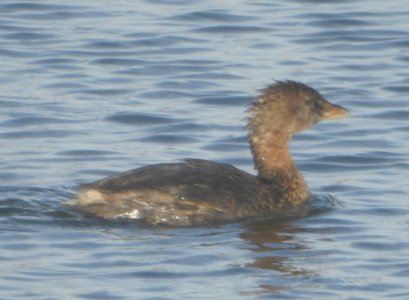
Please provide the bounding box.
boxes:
[67,81,348,226]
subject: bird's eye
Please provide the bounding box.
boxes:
[312,98,323,113]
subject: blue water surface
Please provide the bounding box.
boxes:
[1,0,409,299]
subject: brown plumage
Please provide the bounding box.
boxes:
[66,81,348,226]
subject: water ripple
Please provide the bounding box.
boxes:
[105,112,175,125]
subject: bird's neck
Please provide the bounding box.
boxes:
[250,130,310,206]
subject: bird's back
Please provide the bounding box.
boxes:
[68,159,274,225]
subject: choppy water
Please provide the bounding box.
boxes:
[1,0,409,299]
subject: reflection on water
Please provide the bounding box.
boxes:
[241,221,313,296]
[243,220,308,271]
[239,197,338,295]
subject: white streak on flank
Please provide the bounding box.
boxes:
[116,209,140,219]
